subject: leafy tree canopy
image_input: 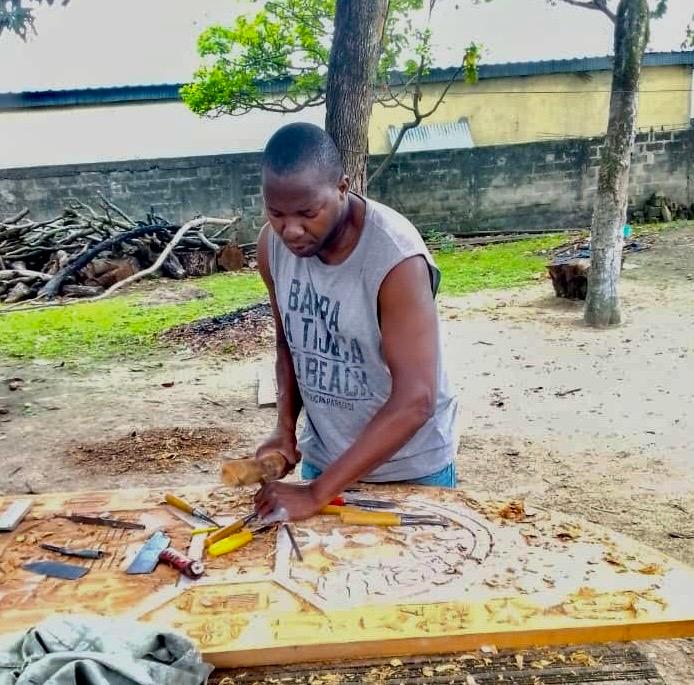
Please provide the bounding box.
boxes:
[0,0,68,40]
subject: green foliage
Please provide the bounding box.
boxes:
[0,273,265,362]
[435,235,568,295]
[181,0,480,118]
[423,229,457,253]
[0,0,68,40]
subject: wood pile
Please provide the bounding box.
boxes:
[628,192,693,224]
[0,196,245,304]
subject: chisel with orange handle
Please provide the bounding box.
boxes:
[339,509,447,527]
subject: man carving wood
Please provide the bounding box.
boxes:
[251,123,458,521]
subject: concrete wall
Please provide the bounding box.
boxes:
[1,126,691,236]
[369,64,693,152]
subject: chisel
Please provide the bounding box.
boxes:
[207,524,274,557]
[204,512,257,548]
[339,510,447,527]
[329,495,396,509]
[39,543,106,560]
[164,494,220,527]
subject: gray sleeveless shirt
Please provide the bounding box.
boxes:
[268,196,457,482]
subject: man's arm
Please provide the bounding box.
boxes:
[256,224,304,467]
[255,255,439,519]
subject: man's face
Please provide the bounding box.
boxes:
[263,167,349,257]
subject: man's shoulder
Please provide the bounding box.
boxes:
[366,198,423,247]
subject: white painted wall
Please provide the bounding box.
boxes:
[1,101,326,169]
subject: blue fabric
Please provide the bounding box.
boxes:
[301,461,456,489]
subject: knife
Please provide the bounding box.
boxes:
[23,560,89,580]
[56,514,145,530]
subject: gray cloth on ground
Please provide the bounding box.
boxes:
[0,615,213,685]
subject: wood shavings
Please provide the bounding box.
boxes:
[554,523,582,541]
[637,562,664,575]
[514,653,524,669]
[497,500,525,522]
[568,650,600,667]
[466,675,478,685]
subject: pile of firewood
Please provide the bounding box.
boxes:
[0,196,247,304]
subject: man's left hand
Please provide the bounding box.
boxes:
[254,481,324,521]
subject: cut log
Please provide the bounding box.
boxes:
[548,258,590,300]
[217,244,245,272]
[177,250,217,277]
[161,253,187,279]
[4,282,33,304]
[61,284,105,298]
[82,257,140,288]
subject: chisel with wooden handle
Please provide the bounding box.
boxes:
[339,510,447,527]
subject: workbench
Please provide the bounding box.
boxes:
[0,485,692,668]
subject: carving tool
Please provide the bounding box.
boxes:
[164,494,220,527]
[329,495,396,509]
[191,526,219,536]
[126,530,170,574]
[23,560,89,580]
[207,524,274,557]
[0,499,32,531]
[283,523,303,562]
[56,514,145,530]
[39,543,106,560]
[339,510,448,527]
[320,504,363,515]
[159,547,204,578]
[205,512,257,548]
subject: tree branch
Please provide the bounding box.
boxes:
[557,0,616,23]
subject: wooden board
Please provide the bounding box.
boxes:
[0,485,693,669]
[257,360,277,408]
[213,643,665,684]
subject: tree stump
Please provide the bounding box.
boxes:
[216,244,245,272]
[548,258,590,300]
[177,250,217,277]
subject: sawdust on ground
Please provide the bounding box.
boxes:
[159,302,274,357]
[65,426,242,476]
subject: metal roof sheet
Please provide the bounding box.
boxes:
[388,120,474,152]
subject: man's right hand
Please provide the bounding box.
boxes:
[256,427,300,478]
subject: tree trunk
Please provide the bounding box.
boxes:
[584,0,649,327]
[325,0,388,195]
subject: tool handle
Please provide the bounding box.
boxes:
[205,519,247,547]
[207,530,253,557]
[165,494,194,515]
[320,504,364,515]
[339,510,401,526]
[329,496,346,506]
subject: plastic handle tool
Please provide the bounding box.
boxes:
[207,530,253,557]
[205,513,257,548]
[165,494,193,514]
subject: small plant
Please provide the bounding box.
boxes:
[423,229,457,254]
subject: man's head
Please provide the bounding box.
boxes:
[262,123,349,257]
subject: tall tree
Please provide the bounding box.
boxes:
[324,0,388,192]
[0,0,68,40]
[554,0,653,326]
[182,1,480,193]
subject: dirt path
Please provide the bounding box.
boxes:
[1,227,692,681]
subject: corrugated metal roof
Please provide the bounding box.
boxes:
[1,50,692,111]
[388,120,474,152]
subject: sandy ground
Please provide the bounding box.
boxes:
[1,227,692,681]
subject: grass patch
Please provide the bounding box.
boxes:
[0,272,264,362]
[0,232,588,363]
[436,234,568,295]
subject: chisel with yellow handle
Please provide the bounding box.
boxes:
[320,504,363,515]
[207,524,273,557]
[164,493,220,527]
[339,510,447,527]
[204,512,257,548]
